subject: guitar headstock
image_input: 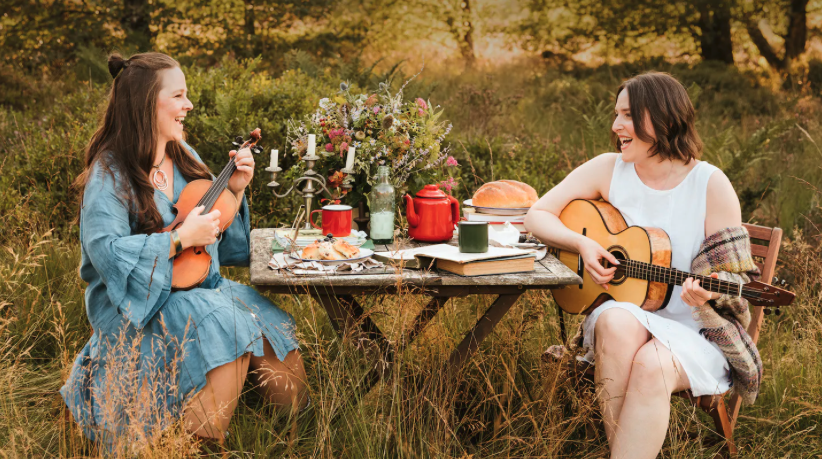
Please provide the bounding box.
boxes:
[744,280,796,312]
[232,128,264,155]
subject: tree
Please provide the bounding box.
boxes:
[511,0,736,65]
[745,0,810,71]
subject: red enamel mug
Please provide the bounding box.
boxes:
[310,205,353,237]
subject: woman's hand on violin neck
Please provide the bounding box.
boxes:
[178,206,222,249]
[227,148,254,194]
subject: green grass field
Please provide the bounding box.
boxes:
[1,59,821,457]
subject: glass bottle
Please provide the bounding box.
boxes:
[369,166,395,244]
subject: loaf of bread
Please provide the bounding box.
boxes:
[472,180,538,208]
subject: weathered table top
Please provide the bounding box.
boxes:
[249,228,581,295]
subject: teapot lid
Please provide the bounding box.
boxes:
[415,184,448,199]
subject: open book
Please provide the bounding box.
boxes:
[373,244,536,274]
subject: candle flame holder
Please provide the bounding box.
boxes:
[266,154,353,229]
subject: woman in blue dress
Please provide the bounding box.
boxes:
[61,52,307,449]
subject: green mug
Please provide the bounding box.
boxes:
[458,221,489,253]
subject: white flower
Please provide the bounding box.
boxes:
[319,98,332,110]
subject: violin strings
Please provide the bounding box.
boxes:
[197,145,244,211]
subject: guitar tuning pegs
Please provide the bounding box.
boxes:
[235,136,244,144]
[251,145,263,155]
[764,307,772,315]
[772,276,779,283]
[775,307,782,316]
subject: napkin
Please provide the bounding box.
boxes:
[268,252,384,275]
[488,221,521,246]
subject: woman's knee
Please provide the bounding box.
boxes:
[628,342,683,397]
[594,308,648,351]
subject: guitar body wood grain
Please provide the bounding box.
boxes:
[551,199,672,314]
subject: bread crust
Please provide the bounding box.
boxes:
[333,239,360,258]
[472,180,538,208]
[301,241,322,260]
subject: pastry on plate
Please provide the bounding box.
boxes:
[318,241,346,260]
[332,239,360,258]
[300,241,322,260]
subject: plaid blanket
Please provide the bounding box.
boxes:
[690,226,762,405]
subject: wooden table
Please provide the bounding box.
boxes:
[249,228,581,396]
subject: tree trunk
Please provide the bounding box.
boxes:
[445,0,476,69]
[697,1,733,64]
[122,0,152,50]
[785,0,809,60]
[244,0,259,57]
[458,0,476,68]
[746,19,785,71]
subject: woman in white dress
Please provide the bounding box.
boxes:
[525,72,741,458]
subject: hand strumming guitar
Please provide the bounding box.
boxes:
[576,236,620,291]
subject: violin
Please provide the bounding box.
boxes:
[162,128,263,290]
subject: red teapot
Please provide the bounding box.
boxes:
[404,185,460,242]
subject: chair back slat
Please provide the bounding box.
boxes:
[745,225,774,241]
[727,223,783,428]
[750,244,770,259]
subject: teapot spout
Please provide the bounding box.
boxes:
[404,194,420,227]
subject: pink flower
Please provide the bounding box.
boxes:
[340,142,349,156]
[373,106,380,114]
[418,108,424,116]
[416,98,427,110]
[438,177,457,192]
[446,156,458,167]
[325,143,334,152]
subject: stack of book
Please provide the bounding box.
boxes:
[465,211,527,233]
[374,244,536,277]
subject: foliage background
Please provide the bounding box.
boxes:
[1,0,822,457]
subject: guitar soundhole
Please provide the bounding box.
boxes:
[608,246,629,285]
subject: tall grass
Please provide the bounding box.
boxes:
[1,58,821,457]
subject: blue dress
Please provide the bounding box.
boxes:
[60,141,299,444]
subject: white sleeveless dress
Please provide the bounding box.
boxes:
[580,155,732,397]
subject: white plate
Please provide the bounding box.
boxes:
[289,248,374,266]
[464,199,531,216]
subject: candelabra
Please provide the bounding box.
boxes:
[266,154,354,229]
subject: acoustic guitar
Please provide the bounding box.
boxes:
[549,199,795,315]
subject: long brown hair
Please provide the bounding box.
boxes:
[610,72,703,163]
[74,52,212,234]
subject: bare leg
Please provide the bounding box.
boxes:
[610,338,690,459]
[248,340,308,410]
[593,308,651,446]
[184,353,251,439]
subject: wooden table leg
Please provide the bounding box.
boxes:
[403,296,450,345]
[447,294,522,378]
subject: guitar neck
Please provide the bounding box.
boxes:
[622,259,742,297]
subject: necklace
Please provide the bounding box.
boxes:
[152,154,169,191]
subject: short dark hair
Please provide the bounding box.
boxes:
[610,72,703,163]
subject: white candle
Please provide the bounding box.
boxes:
[345,146,356,170]
[307,134,316,156]
[270,149,278,169]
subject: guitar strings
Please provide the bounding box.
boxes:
[620,259,761,296]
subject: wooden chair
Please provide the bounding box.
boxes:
[555,223,783,457]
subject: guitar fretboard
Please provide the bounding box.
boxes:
[620,259,742,296]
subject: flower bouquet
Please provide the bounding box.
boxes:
[286,81,458,205]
